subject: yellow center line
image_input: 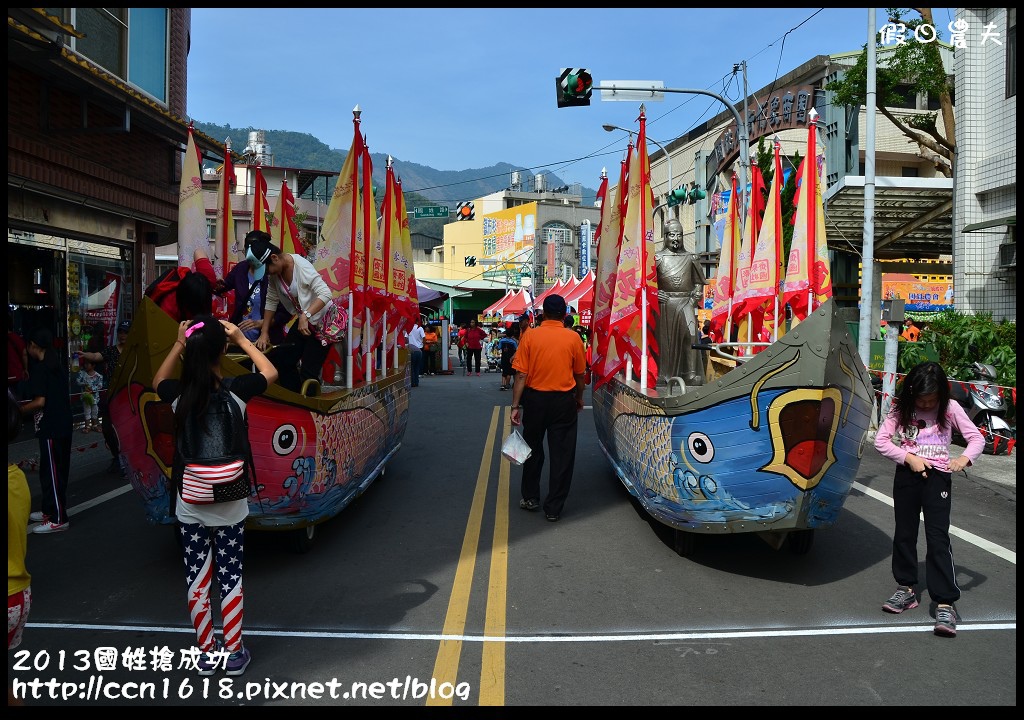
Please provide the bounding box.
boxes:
[479,412,511,705]
[427,406,500,706]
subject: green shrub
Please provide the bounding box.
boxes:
[919,310,1016,423]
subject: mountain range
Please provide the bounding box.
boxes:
[194,121,599,209]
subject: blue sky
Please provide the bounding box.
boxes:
[187,8,958,196]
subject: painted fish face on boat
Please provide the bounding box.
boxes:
[665,384,863,527]
[110,383,319,522]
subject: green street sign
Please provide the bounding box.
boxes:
[414,205,449,219]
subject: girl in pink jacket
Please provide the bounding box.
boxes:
[874,361,984,638]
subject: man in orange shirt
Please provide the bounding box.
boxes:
[901,318,921,342]
[509,294,586,522]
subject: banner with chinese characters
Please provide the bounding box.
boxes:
[882,275,954,311]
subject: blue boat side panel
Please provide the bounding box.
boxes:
[592,300,874,536]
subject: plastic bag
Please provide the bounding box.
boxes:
[501,427,532,465]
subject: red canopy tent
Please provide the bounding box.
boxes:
[482,289,515,316]
[497,289,533,318]
[482,288,536,323]
[563,271,595,311]
[563,271,595,326]
[535,278,566,306]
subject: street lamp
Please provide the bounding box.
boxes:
[603,124,672,197]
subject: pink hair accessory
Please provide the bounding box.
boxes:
[184,321,205,339]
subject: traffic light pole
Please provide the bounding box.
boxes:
[598,83,750,222]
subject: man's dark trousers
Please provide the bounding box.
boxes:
[520,388,578,517]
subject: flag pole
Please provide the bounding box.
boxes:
[639,114,649,392]
[347,292,354,389]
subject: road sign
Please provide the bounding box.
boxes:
[598,80,666,102]
[414,205,449,219]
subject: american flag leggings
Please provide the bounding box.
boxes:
[179,521,245,653]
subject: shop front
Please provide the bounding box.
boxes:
[8,226,136,417]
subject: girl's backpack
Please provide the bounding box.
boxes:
[172,377,252,505]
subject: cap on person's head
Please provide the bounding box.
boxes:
[118,321,131,334]
[30,328,53,349]
[543,293,567,318]
[245,233,275,281]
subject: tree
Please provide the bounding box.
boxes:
[752,137,800,260]
[825,8,955,178]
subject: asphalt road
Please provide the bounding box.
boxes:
[9,359,1016,706]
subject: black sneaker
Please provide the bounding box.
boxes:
[934,604,958,637]
[882,586,919,614]
[519,498,540,512]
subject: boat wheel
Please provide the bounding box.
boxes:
[787,529,815,555]
[289,525,316,554]
[673,529,698,557]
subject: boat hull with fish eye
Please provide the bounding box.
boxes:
[592,300,874,550]
[108,297,409,540]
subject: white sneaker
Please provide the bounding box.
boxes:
[32,520,69,534]
[29,511,46,522]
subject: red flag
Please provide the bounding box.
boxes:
[271,179,305,256]
[730,166,767,345]
[213,143,237,318]
[608,109,658,388]
[592,156,629,388]
[177,124,207,267]
[252,166,270,235]
[783,116,832,323]
[383,167,418,329]
[710,174,741,340]
[316,110,363,384]
[735,142,785,346]
[365,148,389,333]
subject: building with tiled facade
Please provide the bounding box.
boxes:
[953,7,1016,322]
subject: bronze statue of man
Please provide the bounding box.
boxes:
[654,218,706,387]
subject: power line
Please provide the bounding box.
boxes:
[412,9,830,199]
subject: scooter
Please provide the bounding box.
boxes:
[949,362,1015,455]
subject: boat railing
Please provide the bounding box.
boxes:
[701,341,773,364]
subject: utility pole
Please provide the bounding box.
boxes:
[739,60,749,225]
[868,7,884,417]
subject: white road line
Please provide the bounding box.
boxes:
[25,621,1017,642]
[67,484,134,517]
[853,481,1016,564]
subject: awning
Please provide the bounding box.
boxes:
[822,176,954,259]
[962,215,1016,233]
[415,280,448,308]
[416,279,474,298]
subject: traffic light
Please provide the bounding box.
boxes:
[688,186,707,204]
[667,187,688,207]
[556,67,593,108]
[465,256,477,267]
[456,201,475,221]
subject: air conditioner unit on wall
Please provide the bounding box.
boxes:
[997,243,1016,269]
